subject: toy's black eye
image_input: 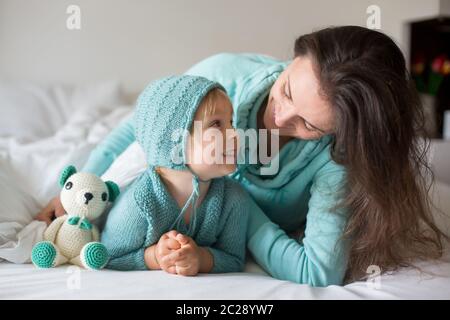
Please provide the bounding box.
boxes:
[65,182,73,190]
[101,192,108,201]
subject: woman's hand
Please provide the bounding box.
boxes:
[34,196,65,226]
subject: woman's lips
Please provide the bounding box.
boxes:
[272,102,281,127]
[269,98,278,122]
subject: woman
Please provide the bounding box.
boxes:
[36,26,445,286]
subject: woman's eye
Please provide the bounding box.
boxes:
[65,182,73,190]
[284,82,291,99]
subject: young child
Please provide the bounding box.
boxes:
[101,75,249,275]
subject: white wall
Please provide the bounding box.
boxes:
[0,0,441,95]
[441,0,450,15]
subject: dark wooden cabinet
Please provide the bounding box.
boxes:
[409,17,450,139]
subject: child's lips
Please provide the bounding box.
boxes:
[223,149,236,157]
[223,149,237,163]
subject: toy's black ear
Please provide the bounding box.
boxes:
[105,181,120,202]
[59,165,77,187]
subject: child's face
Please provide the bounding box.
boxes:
[186,90,238,181]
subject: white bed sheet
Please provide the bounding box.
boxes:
[1,253,450,299]
[1,99,450,300]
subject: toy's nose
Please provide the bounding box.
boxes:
[84,192,93,205]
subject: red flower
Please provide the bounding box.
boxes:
[432,55,446,73]
[412,54,425,75]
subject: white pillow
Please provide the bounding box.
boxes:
[101,141,147,192]
[0,80,125,142]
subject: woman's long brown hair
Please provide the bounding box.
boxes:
[294,26,447,282]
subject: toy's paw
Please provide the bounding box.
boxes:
[81,242,109,270]
[31,241,58,268]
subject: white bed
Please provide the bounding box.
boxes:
[1,82,450,299]
[2,253,450,300]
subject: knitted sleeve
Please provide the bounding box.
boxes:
[82,114,136,176]
[207,185,249,273]
[246,161,350,286]
[101,190,149,271]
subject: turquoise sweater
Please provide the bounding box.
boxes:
[83,53,350,286]
[101,167,248,272]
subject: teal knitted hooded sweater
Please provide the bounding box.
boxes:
[101,75,249,272]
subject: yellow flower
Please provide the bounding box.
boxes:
[412,63,424,75]
[442,60,450,76]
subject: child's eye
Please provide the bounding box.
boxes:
[210,120,221,128]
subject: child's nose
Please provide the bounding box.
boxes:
[226,128,238,141]
[226,128,239,149]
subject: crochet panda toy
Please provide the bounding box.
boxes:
[31,165,120,270]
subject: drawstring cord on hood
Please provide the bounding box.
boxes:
[230,166,245,183]
[169,168,210,236]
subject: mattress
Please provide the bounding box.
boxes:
[2,253,450,299]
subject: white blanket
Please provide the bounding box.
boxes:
[0,99,134,263]
[1,253,450,299]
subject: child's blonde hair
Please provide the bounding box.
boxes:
[199,88,230,120]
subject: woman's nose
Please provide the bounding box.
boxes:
[275,104,296,127]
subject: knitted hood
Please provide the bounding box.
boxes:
[134,75,224,170]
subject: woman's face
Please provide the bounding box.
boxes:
[263,55,335,140]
